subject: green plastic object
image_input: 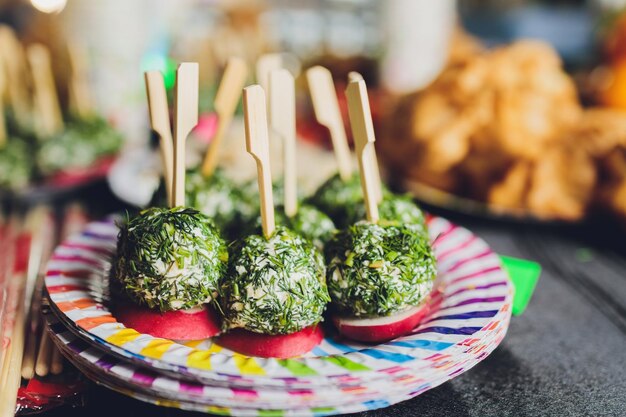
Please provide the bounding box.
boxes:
[499,255,541,316]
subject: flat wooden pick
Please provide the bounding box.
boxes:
[256,53,283,101]
[346,79,379,223]
[201,56,248,177]
[67,42,93,118]
[269,69,297,218]
[27,44,63,138]
[306,65,352,181]
[243,85,275,238]
[0,26,29,127]
[144,71,174,207]
[172,62,199,207]
[348,71,382,203]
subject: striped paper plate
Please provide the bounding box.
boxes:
[44,216,512,389]
[45,305,510,410]
[45,307,510,415]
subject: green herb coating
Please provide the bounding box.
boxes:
[37,116,122,175]
[219,226,330,335]
[185,168,257,240]
[0,139,33,189]
[307,172,390,228]
[325,221,436,317]
[250,203,336,251]
[115,207,228,312]
[347,195,427,233]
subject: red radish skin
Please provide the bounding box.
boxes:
[217,325,324,358]
[114,303,221,340]
[333,302,430,343]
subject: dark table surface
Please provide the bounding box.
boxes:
[34,190,626,417]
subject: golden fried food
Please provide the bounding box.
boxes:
[570,109,626,157]
[488,162,531,210]
[526,146,596,220]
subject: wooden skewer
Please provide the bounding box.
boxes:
[243,85,275,238]
[34,331,53,377]
[0,25,30,128]
[306,66,352,181]
[0,292,25,417]
[50,347,63,375]
[201,57,248,177]
[347,72,383,204]
[269,69,297,217]
[256,53,283,103]
[145,71,174,206]
[21,206,54,379]
[346,78,379,223]
[27,43,64,138]
[172,63,199,207]
[67,42,93,118]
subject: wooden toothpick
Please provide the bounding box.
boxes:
[201,57,248,177]
[0,58,6,147]
[243,85,275,238]
[256,53,283,101]
[144,71,174,206]
[347,72,383,203]
[269,69,297,218]
[67,42,93,118]
[0,26,30,128]
[172,63,199,207]
[346,79,379,223]
[27,44,63,138]
[306,66,352,181]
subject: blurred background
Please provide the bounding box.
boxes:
[1,0,626,224]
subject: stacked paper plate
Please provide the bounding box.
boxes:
[43,216,513,416]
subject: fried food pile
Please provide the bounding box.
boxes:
[380,39,626,221]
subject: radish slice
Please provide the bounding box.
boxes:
[333,302,430,343]
[217,325,324,358]
[114,303,221,340]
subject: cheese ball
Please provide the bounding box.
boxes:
[250,203,336,251]
[115,207,228,312]
[185,168,257,240]
[308,172,390,228]
[37,116,122,176]
[325,221,436,318]
[347,195,427,233]
[0,139,33,190]
[220,226,330,335]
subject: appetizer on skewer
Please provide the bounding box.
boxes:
[217,85,330,358]
[326,78,436,343]
[115,64,226,340]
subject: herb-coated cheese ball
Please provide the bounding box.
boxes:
[308,172,390,228]
[37,116,122,175]
[220,226,330,335]
[0,139,33,190]
[347,195,427,233]
[116,207,228,312]
[250,203,336,251]
[185,168,257,240]
[325,221,436,318]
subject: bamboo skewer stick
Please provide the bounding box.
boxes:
[346,79,379,223]
[306,66,352,181]
[244,85,275,238]
[145,71,174,206]
[67,42,93,118]
[27,44,64,138]
[201,57,248,177]
[50,347,63,375]
[172,63,199,207]
[347,72,383,204]
[256,53,283,105]
[269,69,297,217]
[0,26,30,128]
[0,292,25,417]
[0,55,7,147]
